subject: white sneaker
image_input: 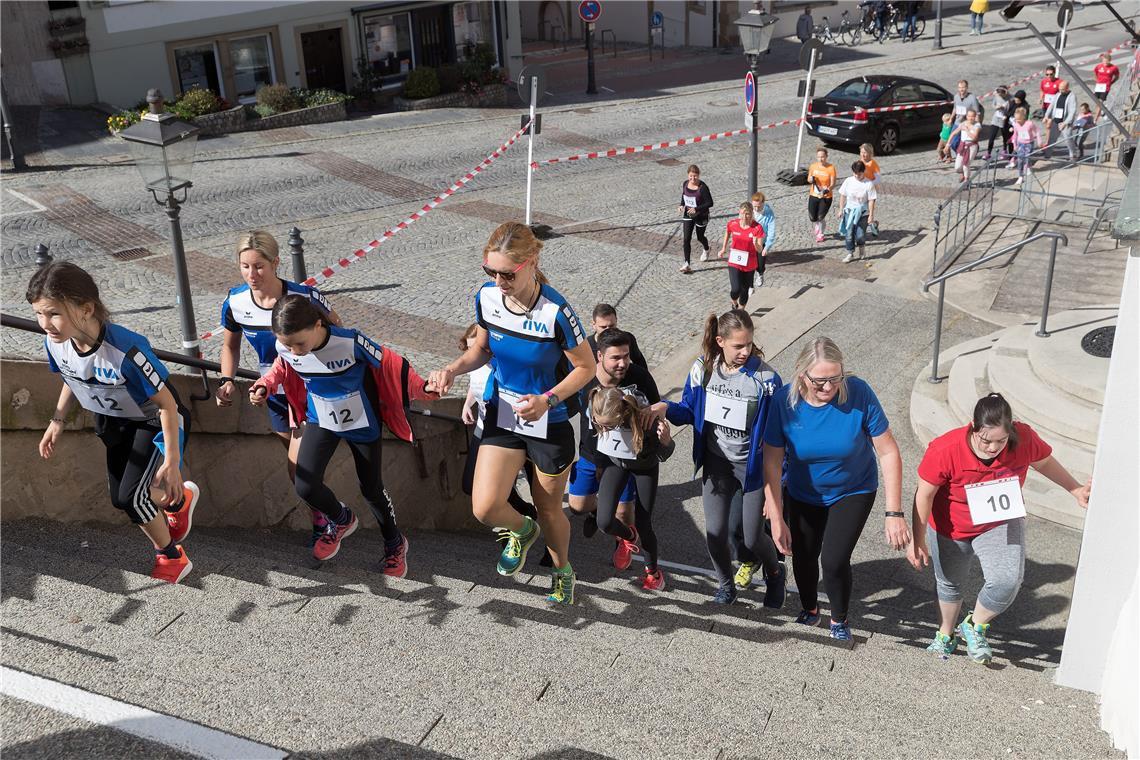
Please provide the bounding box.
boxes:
[842,252,854,263]
[679,263,692,273]
[699,250,709,262]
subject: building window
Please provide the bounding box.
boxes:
[453,2,493,60]
[229,35,275,102]
[363,12,413,87]
[174,43,224,98]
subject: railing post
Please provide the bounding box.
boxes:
[288,226,307,283]
[929,279,946,383]
[33,243,52,268]
[1036,236,1059,337]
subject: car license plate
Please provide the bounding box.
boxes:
[818,126,838,136]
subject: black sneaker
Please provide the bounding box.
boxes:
[583,513,598,538]
[763,563,787,609]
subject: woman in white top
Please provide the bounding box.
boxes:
[836,161,877,263]
[948,109,982,183]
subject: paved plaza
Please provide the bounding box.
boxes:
[1,5,1134,758]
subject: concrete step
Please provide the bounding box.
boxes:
[988,323,1103,446]
[909,333,997,447]
[1027,306,1116,405]
[1022,474,1088,531]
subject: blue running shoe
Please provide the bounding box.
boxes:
[926,631,959,657]
[762,563,786,609]
[795,609,821,626]
[496,516,539,576]
[829,620,852,641]
[713,583,737,605]
[957,612,993,664]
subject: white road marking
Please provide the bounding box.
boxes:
[0,667,288,760]
[4,188,48,216]
[992,44,1098,61]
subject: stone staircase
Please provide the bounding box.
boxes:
[910,306,1116,530]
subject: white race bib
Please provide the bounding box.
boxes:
[311,390,368,432]
[683,195,697,208]
[703,393,749,432]
[598,428,637,460]
[1095,82,1108,93]
[495,389,548,439]
[1053,107,1066,120]
[728,247,750,266]
[67,379,145,419]
[964,476,1027,526]
[955,105,966,116]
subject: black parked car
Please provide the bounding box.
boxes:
[805,75,952,155]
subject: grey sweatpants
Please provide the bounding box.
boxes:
[928,519,1026,615]
[702,452,779,587]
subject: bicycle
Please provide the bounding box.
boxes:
[812,16,841,45]
[838,10,862,46]
[894,11,927,41]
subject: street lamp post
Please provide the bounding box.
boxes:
[734,8,777,198]
[117,89,202,359]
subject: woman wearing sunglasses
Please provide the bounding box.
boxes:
[762,337,906,641]
[427,222,595,606]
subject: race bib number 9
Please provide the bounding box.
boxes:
[597,428,637,460]
[728,248,750,266]
[964,476,1027,526]
[496,389,548,439]
[312,390,368,433]
[703,394,749,432]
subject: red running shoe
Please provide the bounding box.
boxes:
[382,535,409,578]
[165,481,200,544]
[151,545,192,584]
[313,511,358,561]
[642,567,666,591]
[612,525,639,571]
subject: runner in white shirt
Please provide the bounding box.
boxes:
[836,161,877,263]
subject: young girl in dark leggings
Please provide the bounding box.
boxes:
[677,164,713,274]
[588,386,675,591]
[650,309,785,606]
[252,294,437,575]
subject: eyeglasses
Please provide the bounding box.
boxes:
[804,372,844,390]
[482,259,526,282]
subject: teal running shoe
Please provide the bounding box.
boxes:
[546,566,576,606]
[496,516,539,576]
[926,630,959,657]
[957,612,993,664]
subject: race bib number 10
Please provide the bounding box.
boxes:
[964,476,1027,526]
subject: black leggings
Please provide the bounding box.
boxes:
[808,195,832,222]
[786,489,876,621]
[596,463,660,570]
[98,410,191,525]
[728,267,755,306]
[682,217,709,264]
[985,124,1011,155]
[702,452,779,587]
[295,425,399,541]
[462,425,537,519]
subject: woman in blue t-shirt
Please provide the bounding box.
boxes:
[763,337,907,641]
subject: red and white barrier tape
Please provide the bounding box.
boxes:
[198,120,533,343]
[532,101,949,166]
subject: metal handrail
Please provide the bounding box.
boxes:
[921,231,1068,383]
[0,313,464,426]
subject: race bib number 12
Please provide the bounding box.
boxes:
[496,389,549,439]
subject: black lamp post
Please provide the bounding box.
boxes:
[117,89,202,359]
[734,8,777,198]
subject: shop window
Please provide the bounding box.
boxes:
[229,34,275,103]
[453,2,493,60]
[363,12,413,87]
[174,43,224,98]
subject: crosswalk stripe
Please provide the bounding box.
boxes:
[993,44,1098,61]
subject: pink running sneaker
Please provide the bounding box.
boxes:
[814,232,826,243]
[313,511,358,561]
[612,526,639,571]
[642,567,666,591]
[382,535,409,578]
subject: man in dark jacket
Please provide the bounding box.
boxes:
[796,8,814,42]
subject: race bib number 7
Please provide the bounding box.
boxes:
[703,394,749,432]
[496,389,548,439]
[598,428,637,460]
[964,476,1027,526]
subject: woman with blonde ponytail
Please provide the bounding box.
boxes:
[649,310,785,606]
[588,386,675,591]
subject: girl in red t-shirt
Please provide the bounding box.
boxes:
[716,202,765,310]
[908,393,1090,664]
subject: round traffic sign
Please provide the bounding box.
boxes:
[651,10,664,28]
[744,71,756,115]
[799,39,824,72]
[1057,0,1074,28]
[516,65,546,106]
[579,0,602,24]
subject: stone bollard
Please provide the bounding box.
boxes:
[33,243,52,268]
[288,226,307,283]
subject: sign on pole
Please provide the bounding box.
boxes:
[579,0,602,24]
[744,71,756,116]
[650,10,664,28]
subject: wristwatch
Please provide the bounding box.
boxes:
[219,376,235,385]
[544,391,559,408]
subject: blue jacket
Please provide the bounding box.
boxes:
[755,203,777,251]
[664,354,782,493]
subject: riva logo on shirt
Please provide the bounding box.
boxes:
[325,358,354,370]
[523,319,550,334]
[94,366,120,381]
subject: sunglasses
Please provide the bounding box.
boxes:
[482,259,527,282]
[804,372,844,390]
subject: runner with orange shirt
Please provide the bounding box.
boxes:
[806,146,837,244]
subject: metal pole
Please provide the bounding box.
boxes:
[934,0,943,50]
[1024,23,1129,137]
[524,76,537,226]
[288,226,307,283]
[1055,21,1067,75]
[1036,236,1059,337]
[163,190,201,358]
[0,82,27,171]
[748,56,759,198]
[586,22,597,95]
[929,280,946,383]
[792,48,816,172]
[34,243,52,268]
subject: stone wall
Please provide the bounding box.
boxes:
[1,359,481,534]
[393,83,508,112]
[191,101,348,137]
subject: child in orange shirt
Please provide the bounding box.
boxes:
[806,146,837,243]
